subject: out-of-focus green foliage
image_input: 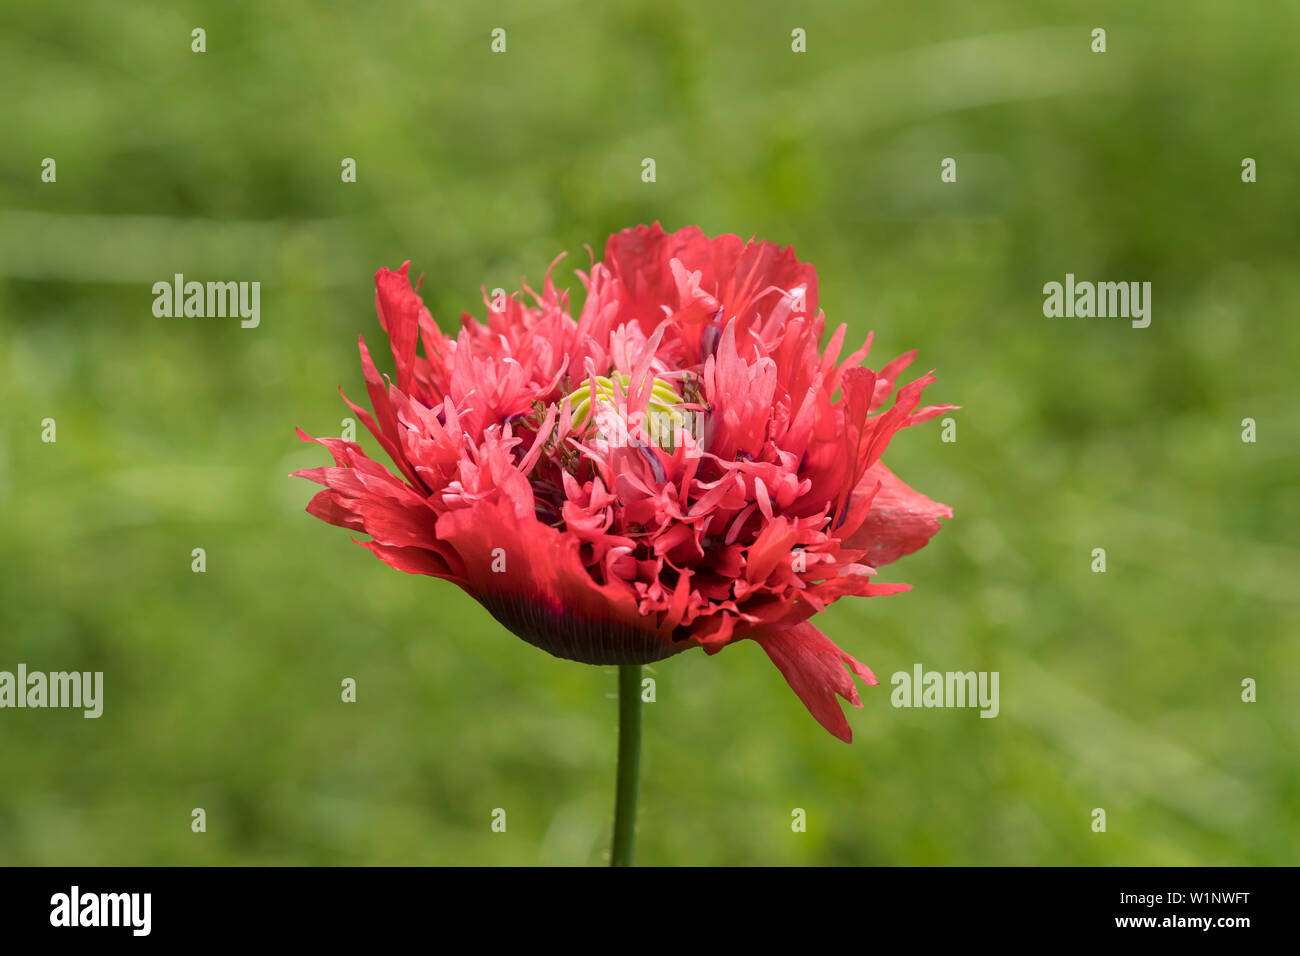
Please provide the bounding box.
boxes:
[0,0,1296,865]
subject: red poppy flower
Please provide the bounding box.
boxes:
[295,224,954,741]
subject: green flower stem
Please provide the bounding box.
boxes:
[610,663,642,866]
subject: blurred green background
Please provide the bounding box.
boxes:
[1,0,1297,865]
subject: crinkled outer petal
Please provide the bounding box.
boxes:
[435,497,685,665]
[756,622,878,742]
[292,429,464,581]
[604,222,819,352]
[374,262,423,395]
[843,462,952,568]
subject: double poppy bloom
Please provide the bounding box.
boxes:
[296,224,953,741]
